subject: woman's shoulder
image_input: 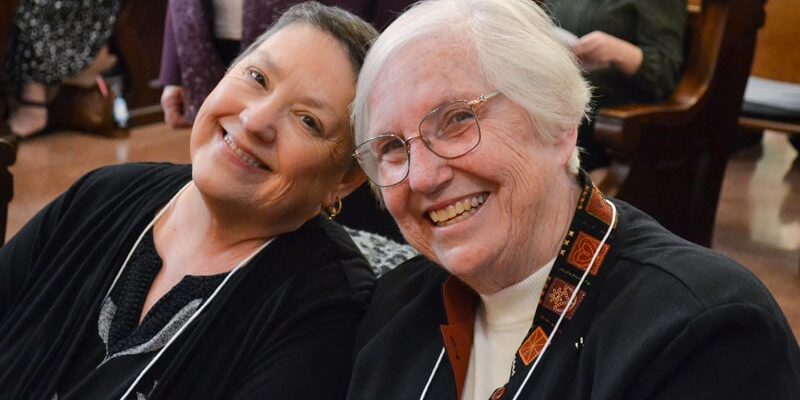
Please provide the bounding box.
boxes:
[41,163,190,224]
[599,199,790,348]
[375,255,448,293]
[363,256,447,317]
[261,219,377,303]
[78,162,190,188]
[609,199,773,309]
[352,256,447,353]
[69,162,190,200]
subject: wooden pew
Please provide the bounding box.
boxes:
[112,0,167,127]
[738,0,800,138]
[593,0,767,247]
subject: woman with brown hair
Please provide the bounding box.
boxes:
[0,3,377,398]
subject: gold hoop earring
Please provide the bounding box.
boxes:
[323,198,343,221]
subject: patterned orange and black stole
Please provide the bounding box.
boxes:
[487,170,618,400]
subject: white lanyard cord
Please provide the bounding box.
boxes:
[101,183,192,302]
[418,199,618,400]
[510,199,617,400]
[104,181,273,400]
[418,348,446,400]
[118,238,271,400]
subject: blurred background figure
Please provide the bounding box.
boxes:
[159,0,417,129]
[3,0,123,139]
[542,0,687,170]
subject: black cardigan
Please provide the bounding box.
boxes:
[348,198,800,399]
[0,163,374,399]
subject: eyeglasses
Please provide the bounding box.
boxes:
[353,91,500,187]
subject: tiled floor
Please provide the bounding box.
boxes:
[7,124,191,235]
[7,126,800,340]
[713,132,800,339]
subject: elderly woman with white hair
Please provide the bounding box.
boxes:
[346,0,800,399]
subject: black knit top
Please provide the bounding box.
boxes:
[0,163,374,399]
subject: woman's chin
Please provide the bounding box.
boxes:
[433,246,492,284]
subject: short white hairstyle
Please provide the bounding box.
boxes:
[352,0,591,175]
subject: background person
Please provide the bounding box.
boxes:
[159,0,420,129]
[347,0,800,398]
[0,3,377,398]
[159,0,372,128]
[3,0,122,138]
[543,0,686,170]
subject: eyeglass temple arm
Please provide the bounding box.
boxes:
[468,90,501,106]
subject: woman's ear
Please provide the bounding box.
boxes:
[328,166,367,204]
[554,127,579,167]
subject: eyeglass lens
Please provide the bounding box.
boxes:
[356,100,481,187]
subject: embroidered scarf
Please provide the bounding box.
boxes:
[439,170,618,399]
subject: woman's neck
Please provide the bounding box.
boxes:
[152,183,275,276]
[480,177,580,295]
[535,177,581,266]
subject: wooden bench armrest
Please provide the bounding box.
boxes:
[594,81,707,156]
[592,1,727,157]
[588,0,766,246]
[596,82,706,123]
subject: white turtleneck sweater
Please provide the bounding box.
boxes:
[461,258,555,400]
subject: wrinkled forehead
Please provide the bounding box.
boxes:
[365,38,487,136]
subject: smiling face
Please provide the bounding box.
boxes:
[190,24,363,235]
[367,38,579,294]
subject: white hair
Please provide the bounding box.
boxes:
[352,0,591,175]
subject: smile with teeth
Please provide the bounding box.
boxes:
[223,132,267,170]
[428,194,487,226]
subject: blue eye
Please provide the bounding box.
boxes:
[246,68,267,88]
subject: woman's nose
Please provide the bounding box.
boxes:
[239,99,277,143]
[406,139,452,194]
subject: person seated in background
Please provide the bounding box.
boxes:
[346,0,800,398]
[159,0,425,129]
[159,0,367,129]
[160,0,416,242]
[3,0,122,138]
[0,3,377,398]
[543,0,686,170]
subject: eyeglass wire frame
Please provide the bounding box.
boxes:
[354,90,501,187]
